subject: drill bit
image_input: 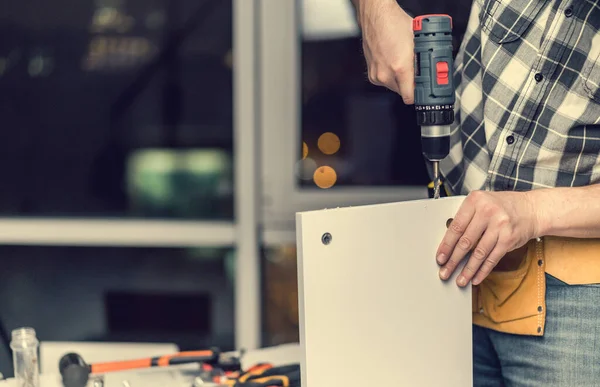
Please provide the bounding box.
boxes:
[432,161,441,199]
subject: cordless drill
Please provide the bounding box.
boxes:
[412,14,455,199]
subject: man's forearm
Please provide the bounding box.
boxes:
[351,0,398,9]
[532,184,600,238]
[350,0,400,27]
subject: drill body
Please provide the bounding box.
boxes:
[413,15,455,198]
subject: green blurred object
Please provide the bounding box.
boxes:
[224,250,236,284]
[187,247,224,262]
[127,149,233,219]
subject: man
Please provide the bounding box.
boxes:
[351,0,600,385]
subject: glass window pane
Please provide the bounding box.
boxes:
[262,245,299,347]
[0,0,233,219]
[299,0,469,189]
[0,244,235,377]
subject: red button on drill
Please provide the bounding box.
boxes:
[436,61,449,85]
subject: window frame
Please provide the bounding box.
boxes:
[0,0,429,353]
[0,0,263,352]
[258,0,427,246]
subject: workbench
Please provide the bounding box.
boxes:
[0,342,300,387]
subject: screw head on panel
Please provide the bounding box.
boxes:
[321,232,332,245]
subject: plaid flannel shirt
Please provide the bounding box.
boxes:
[440,0,600,194]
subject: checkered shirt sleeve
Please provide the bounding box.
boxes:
[441,0,600,194]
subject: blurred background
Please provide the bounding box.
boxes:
[0,0,471,377]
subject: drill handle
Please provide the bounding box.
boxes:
[413,14,455,108]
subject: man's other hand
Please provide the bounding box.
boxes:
[355,0,415,104]
[436,191,541,287]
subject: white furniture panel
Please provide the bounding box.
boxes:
[296,196,472,387]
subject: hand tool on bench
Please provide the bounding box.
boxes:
[59,349,224,387]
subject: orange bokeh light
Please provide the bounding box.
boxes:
[313,166,337,189]
[317,132,340,155]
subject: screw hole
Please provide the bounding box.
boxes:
[446,218,453,228]
[321,232,332,245]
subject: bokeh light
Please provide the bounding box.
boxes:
[295,158,318,180]
[317,132,340,155]
[313,166,337,188]
[302,141,308,160]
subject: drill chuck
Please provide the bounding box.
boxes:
[413,14,455,162]
[421,125,451,161]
